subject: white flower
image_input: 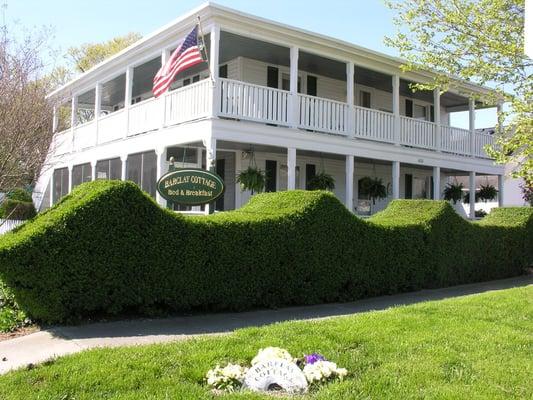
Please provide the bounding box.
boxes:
[251,347,293,365]
[205,363,248,391]
[303,361,347,384]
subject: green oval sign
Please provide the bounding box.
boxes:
[157,168,225,206]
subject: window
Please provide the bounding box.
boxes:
[405,174,413,199]
[52,167,69,204]
[192,75,200,83]
[405,99,413,117]
[72,163,92,189]
[183,78,191,86]
[215,158,225,211]
[167,147,198,165]
[267,66,279,88]
[219,64,228,79]
[96,158,121,180]
[305,164,316,190]
[265,160,277,192]
[360,91,371,108]
[127,151,157,197]
[414,104,427,120]
[281,73,301,92]
[307,76,317,96]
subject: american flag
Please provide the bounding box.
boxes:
[153,25,205,98]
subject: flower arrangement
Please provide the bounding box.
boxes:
[302,358,348,385]
[251,346,295,365]
[205,363,248,392]
[205,347,348,393]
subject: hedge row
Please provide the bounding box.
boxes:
[0,180,531,323]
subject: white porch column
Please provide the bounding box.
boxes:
[346,62,355,137]
[235,150,242,208]
[496,100,504,135]
[210,24,220,117]
[287,147,296,190]
[392,74,400,145]
[71,96,78,128]
[94,82,102,145]
[469,171,476,219]
[289,46,299,128]
[52,105,58,133]
[392,161,400,199]
[121,155,128,181]
[498,174,504,207]
[433,88,441,151]
[91,161,97,181]
[67,165,73,193]
[432,166,441,200]
[156,147,167,207]
[205,137,217,214]
[160,49,170,129]
[469,98,476,157]
[124,65,133,137]
[345,155,354,210]
[49,171,55,205]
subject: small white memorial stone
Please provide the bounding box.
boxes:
[243,358,308,394]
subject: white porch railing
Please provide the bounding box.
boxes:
[166,79,211,125]
[441,125,471,156]
[298,93,349,135]
[353,105,395,143]
[400,116,437,149]
[98,110,126,144]
[128,97,160,136]
[0,219,24,235]
[473,131,493,158]
[73,121,96,151]
[218,78,290,125]
[58,77,495,160]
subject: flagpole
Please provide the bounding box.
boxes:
[197,15,213,82]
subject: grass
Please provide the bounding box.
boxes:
[0,286,531,399]
[0,279,29,333]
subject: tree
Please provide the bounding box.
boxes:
[385,0,532,187]
[0,27,56,192]
[67,32,142,73]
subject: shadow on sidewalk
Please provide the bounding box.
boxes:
[48,275,532,342]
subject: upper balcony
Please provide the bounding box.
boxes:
[48,8,498,162]
[50,75,495,161]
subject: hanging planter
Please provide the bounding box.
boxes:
[443,182,464,205]
[308,153,336,191]
[359,177,387,205]
[236,150,266,194]
[478,184,497,203]
[307,171,335,191]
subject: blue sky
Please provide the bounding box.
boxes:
[11,0,495,128]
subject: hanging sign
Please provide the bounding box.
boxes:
[157,168,225,206]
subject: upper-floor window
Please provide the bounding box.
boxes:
[360,91,371,108]
[413,104,427,120]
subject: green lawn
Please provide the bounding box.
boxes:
[0,286,531,399]
[0,279,28,333]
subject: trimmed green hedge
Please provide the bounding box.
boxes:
[0,180,531,323]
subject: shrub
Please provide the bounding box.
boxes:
[6,188,33,202]
[0,199,37,220]
[0,180,531,324]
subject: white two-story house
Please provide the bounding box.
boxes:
[37,2,507,217]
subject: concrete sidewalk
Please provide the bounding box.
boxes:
[1,275,531,375]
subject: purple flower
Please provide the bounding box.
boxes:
[304,353,326,365]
